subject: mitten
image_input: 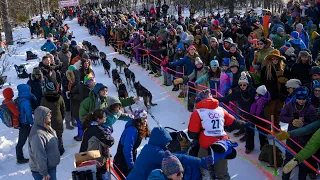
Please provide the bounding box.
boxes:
[292,119,303,128]
[275,131,290,141]
[283,158,298,174]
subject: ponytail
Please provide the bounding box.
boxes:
[83,109,105,130]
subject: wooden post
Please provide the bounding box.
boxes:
[215,83,218,98]
[271,115,278,171]
[107,148,112,180]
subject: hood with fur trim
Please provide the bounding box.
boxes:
[297,50,312,65]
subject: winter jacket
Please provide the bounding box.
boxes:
[234,35,248,51]
[260,65,281,100]
[207,46,221,66]
[160,57,169,73]
[79,90,108,123]
[219,71,233,96]
[28,106,60,177]
[311,35,320,61]
[40,91,65,136]
[169,53,199,76]
[16,84,36,125]
[103,98,133,128]
[299,30,309,49]
[188,98,235,148]
[67,70,89,119]
[285,39,307,51]
[156,28,168,41]
[280,101,317,144]
[41,40,57,52]
[79,122,114,162]
[291,63,313,85]
[272,33,286,49]
[148,170,169,180]
[58,50,72,73]
[126,127,209,180]
[250,92,271,116]
[196,73,220,92]
[2,88,19,127]
[294,128,320,163]
[114,120,141,169]
[306,6,320,22]
[288,120,320,138]
[27,74,43,109]
[186,67,207,90]
[71,55,82,65]
[252,41,274,68]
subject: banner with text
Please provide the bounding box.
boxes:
[58,0,79,7]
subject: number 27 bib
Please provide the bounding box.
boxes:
[197,108,227,137]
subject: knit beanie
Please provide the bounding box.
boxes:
[229,60,239,68]
[285,79,301,88]
[290,31,299,39]
[230,43,238,48]
[238,72,249,84]
[210,60,219,68]
[296,23,303,30]
[210,37,218,43]
[187,45,196,52]
[295,86,308,100]
[195,57,203,65]
[45,81,56,92]
[277,27,284,33]
[310,66,320,75]
[93,83,107,95]
[84,73,95,86]
[312,31,319,40]
[313,80,320,89]
[256,85,267,96]
[82,53,90,59]
[32,67,42,75]
[68,65,77,71]
[62,43,69,50]
[161,151,183,176]
[222,58,230,67]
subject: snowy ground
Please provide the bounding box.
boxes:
[0,18,318,180]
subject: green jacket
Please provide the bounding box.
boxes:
[44,25,50,36]
[40,92,65,136]
[103,96,133,127]
[272,34,286,49]
[295,128,320,163]
[79,91,135,122]
[79,90,108,123]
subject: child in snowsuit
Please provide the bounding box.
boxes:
[160,50,172,86]
[2,88,19,128]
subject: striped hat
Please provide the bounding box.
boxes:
[84,73,95,86]
[161,151,183,176]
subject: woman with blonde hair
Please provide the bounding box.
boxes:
[260,49,287,129]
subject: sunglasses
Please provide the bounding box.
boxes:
[258,43,264,45]
[176,172,183,177]
[314,90,320,92]
[271,57,279,60]
[239,84,247,87]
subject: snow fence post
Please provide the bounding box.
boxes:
[271,115,278,171]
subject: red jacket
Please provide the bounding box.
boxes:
[188,98,235,148]
[2,88,19,127]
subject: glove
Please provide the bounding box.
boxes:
[283,158,298,174]
[275,131,290,141]
[174,78,183,85]
[245,121,253,128]
[292,119,303,128]
[278,77,288,84]
[201,156,214,170]
[133,97,140,102]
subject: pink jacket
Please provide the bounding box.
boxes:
[160,57,169,73]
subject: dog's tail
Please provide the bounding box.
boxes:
[149,93,157,106]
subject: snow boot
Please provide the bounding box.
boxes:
[17,158,29,164]
[71,119,77,127]
[65,112,74,130]
[309,173,317,180]
[178,91,186,98]
[154,70,162,77]
[245,148,253,154]
[239,135,246,142]
[172,84,179,91]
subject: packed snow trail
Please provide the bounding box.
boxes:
[0,19,278,179]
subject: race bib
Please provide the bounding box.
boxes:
[197,108,226,137]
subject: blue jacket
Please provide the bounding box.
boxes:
[27,78,43,109]
[286,39,307,49]
[128,19,138,29]
[148,169,168,180]
[126,127,207,180]
[119,120,139,169]
[41,40,57,52]
[169,56,195,76]
[299,30,309,49]
[16,84,36,125]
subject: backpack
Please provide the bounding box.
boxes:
[258,144,283,167]
[0,101,18,128]
[289,41,302,57]
[26,51,38,60]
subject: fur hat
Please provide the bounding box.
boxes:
[297,50,312,64]
[162,151,183,176]
[238,72,249,84]
[196,89,211,103]
[256,85,267,96]
[285,79,302,89]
